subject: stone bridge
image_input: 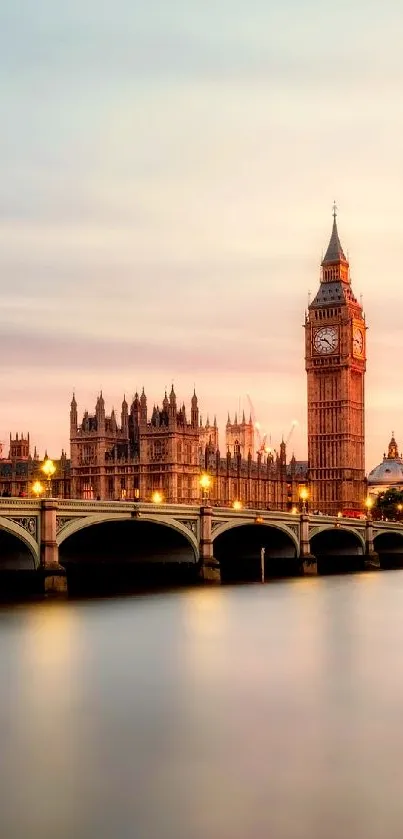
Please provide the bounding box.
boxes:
[0,497,402,592]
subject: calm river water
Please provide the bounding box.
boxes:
[2,573,403,838]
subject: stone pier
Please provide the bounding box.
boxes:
[364,517,380,570]
[40,499,67,593]
[300,513,317,575]
[199,504,220,582]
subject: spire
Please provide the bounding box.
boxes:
[311,203,355,307]
[322,202,347,265]
[191,388,199,427]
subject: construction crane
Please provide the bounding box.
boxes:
[246,395,272,456]
[285,420,298,448]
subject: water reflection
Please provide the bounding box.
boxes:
[1,576,403,837]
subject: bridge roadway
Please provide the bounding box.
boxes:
[1,497,403,593]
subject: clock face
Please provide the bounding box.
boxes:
[353,326,364,356]
[313,326,338,355]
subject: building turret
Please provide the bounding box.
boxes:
[162,390,169,412]
[280,438,286,465]
[169,384,177,425]
[9,433,30,460]
[388,433,399,461]
[191,389,199,428]
[140,388,147,426]
[70,392,77,432]
[121,395,128,435]
[226,409,255,459]
[131,392,140,421]
[96,391,105,431]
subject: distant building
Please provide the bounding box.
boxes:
[70,388,308,508]
[0,433,70,497]
[367,434,403,497]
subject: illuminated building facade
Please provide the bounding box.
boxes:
[70,388,307,508]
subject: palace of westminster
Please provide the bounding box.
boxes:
[0,209,400,515]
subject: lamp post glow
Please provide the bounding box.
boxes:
[233,500,242,511]
[299,486,309,514]
[199,473,212,505]
[32,480,44,498]
[365,496,373,519]
[151,490,163,504]
[41,458,56,497]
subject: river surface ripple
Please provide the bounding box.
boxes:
[1,573,403,839]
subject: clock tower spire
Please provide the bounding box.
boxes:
[305,207,366,514]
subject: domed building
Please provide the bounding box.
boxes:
[367,434,403,497]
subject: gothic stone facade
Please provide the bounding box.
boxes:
[70,388,307,509]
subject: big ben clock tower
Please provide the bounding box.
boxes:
[305,206,366,514]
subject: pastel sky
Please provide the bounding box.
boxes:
[1,0,402,469]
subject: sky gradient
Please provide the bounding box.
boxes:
[1,0,402,469]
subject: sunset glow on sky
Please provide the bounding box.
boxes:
[1,0,402,469]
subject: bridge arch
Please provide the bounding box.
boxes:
[374,529,403,568]
[57,513,199,561]
[309,524,366,553]
[212,519,300,555]
[213,519,300,583]
[310,524,365,573]
[0,517,39,569]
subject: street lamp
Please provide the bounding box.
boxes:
[199,473,212,505]
[233,499,242,511]
[41,458,56,497]
[397,503,403,521]
[299,486,309,514]
[365,496,373,519]
[32,480,44,498]
[151,490,163,504]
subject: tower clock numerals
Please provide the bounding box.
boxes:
[353,326,364,356]
[313,326,339,355]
